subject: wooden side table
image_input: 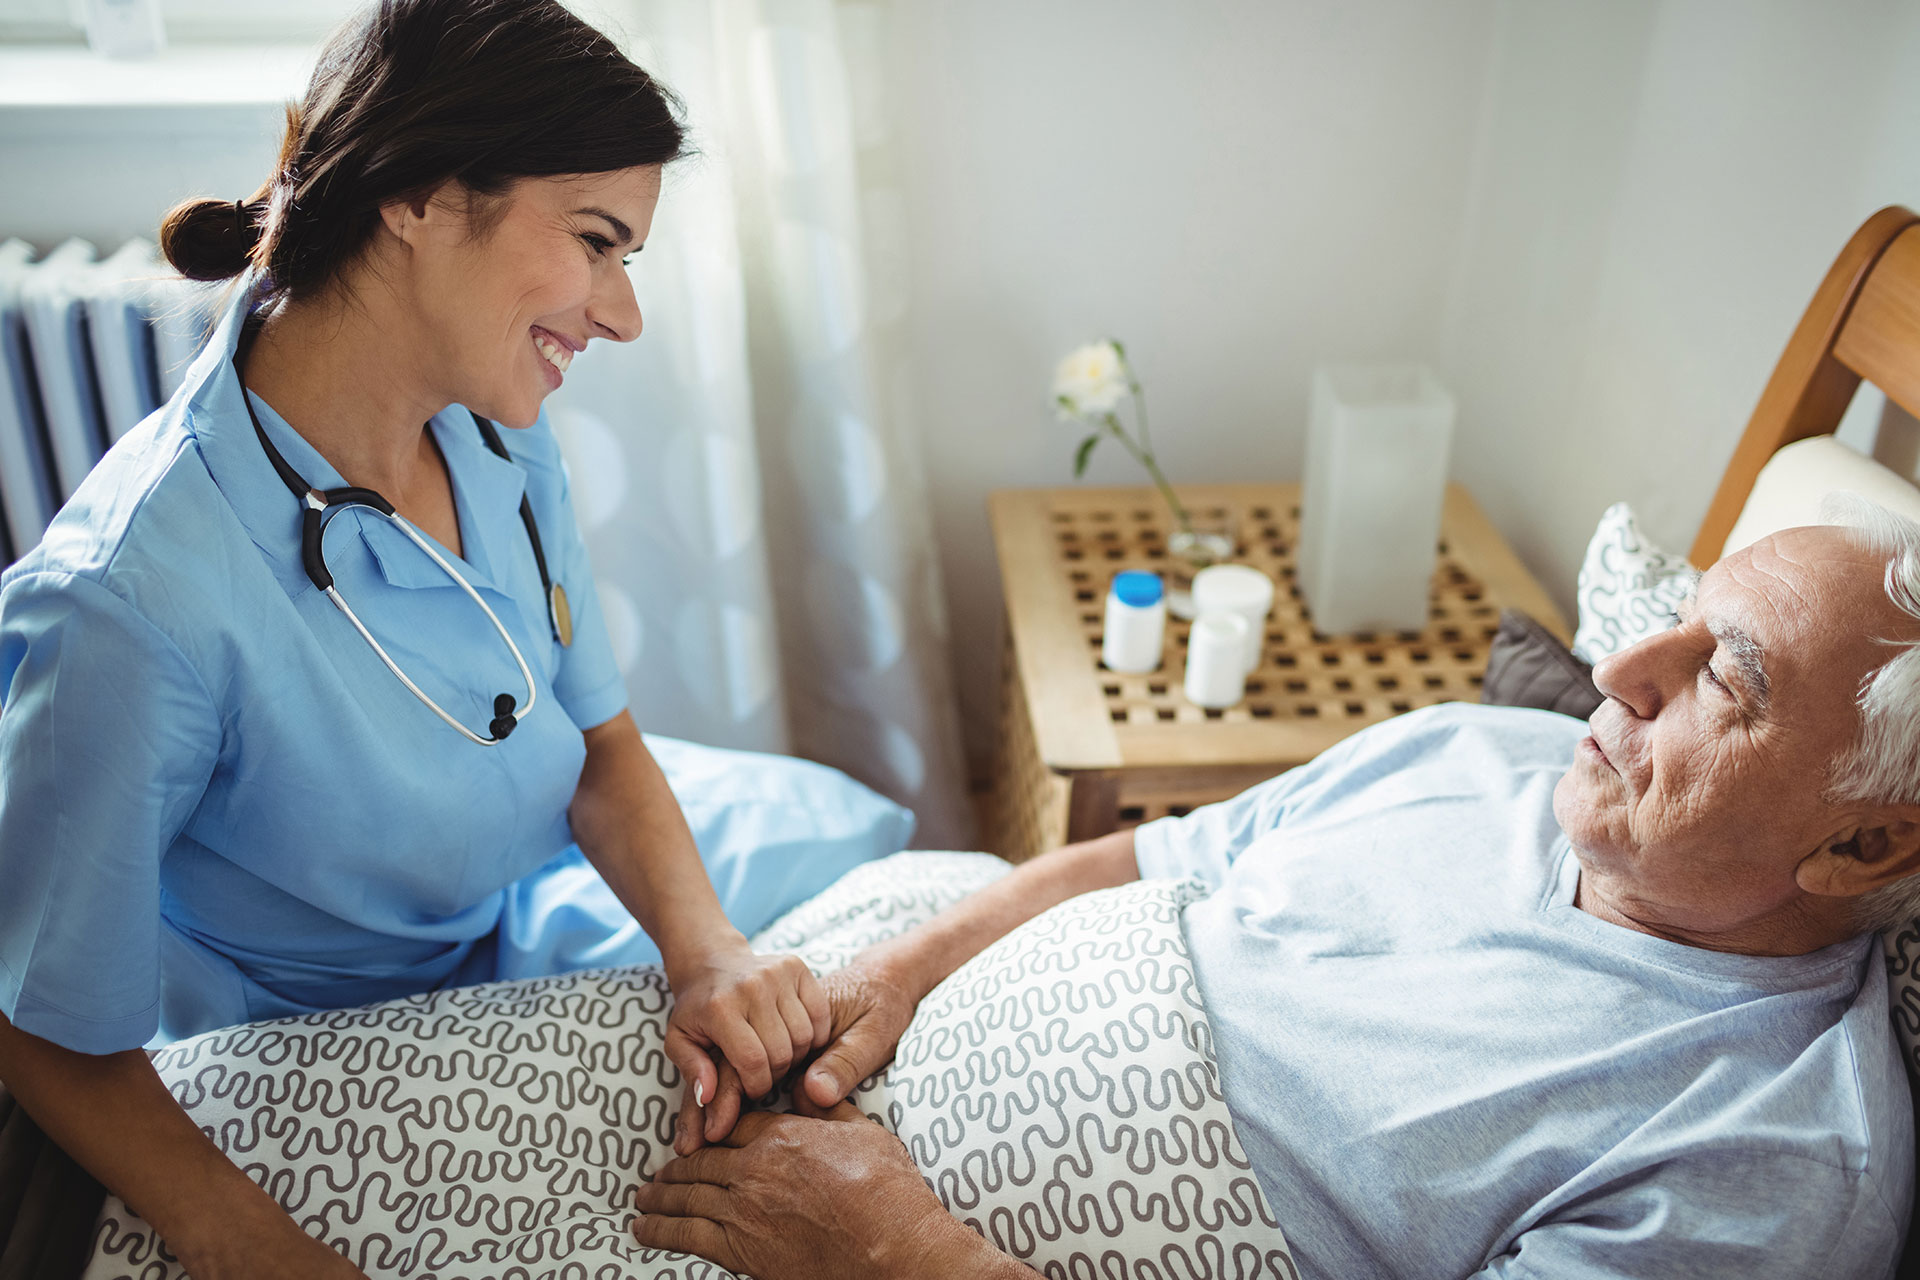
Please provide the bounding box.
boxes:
[983,483,1569,862]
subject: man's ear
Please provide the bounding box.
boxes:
[1796,808,1920,898]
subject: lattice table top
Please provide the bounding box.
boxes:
[989,483,1570,773]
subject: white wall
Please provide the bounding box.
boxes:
[1443,0,1920,605]
[889,0,1500,770]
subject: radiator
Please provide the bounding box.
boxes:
[0,237,221,566]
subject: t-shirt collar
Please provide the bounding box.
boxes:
[1545,837,1873,986]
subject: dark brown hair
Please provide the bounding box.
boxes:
[159,0,685,300]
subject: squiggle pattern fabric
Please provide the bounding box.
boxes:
[1570,502,1695,664]
[1883,922,1920,1087]
[84,853,1294,1279]
[876,878,1298,1279]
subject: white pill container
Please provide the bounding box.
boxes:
[1184,612,1250,709]
[1191,564,1275,674]
[1101,570,1166,674]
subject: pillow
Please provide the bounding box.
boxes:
[85,855,1298,1280]
[494,734,917,978]
[1481,609,1603,719]
[1570,502,1693,664]
[866,878,1299,1279]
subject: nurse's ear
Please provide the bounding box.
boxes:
[377,181,465,251]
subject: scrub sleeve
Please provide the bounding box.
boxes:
[0,572,221,1054]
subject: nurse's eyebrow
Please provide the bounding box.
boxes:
[574,207,638,250]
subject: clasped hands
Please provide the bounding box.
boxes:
[645,951,971,1279]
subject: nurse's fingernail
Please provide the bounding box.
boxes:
[694,1081,705,1107]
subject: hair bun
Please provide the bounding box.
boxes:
[159,196,261,282]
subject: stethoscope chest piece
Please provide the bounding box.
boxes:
[551,582,574,648]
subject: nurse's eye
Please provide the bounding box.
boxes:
[581,233,637,268]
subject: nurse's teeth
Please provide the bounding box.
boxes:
[533,334,574,373]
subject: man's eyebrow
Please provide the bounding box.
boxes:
[1673,590,1771,711]
[1707,619,1772,711]
[574,207,637,249]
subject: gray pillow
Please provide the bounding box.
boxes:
[1481,609,1602,720]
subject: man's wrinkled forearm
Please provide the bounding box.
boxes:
[860,829,1140,1003]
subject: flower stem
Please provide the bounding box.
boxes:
[1103,413,1195,539]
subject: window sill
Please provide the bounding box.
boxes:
[0,43,313,109]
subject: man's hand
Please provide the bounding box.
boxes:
[636,1101,1024,1280]
[672,956,918,1154]
[184,1201,372,1280]
[663,939,830,1131]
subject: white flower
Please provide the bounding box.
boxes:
[1053,340,1130,418]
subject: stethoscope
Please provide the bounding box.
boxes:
[233,342,573,746]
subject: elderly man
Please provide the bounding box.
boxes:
[634,515,1920,1279]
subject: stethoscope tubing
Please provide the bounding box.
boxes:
[233,322,559,746]
[310,490,539,747]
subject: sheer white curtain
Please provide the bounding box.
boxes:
[549,0,971,847]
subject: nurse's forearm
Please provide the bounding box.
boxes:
[0,1013,366,1279]
[570,710,739,971]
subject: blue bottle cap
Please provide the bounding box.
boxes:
[1112,570,1163,607]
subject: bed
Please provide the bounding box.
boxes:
[9,205,1920,1278]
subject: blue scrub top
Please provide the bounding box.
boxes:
[0,278,629,1054]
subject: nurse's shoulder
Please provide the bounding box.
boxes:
[1,392,261,681]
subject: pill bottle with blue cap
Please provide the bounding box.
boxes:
[1101,570,1166,673]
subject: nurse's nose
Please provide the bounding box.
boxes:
[589,262,643,343]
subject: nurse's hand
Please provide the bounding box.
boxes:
[663,937,829,1141]
[672,955,918,1154]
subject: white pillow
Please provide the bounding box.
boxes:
[1570,502,1692,664]
[84,855,1298,1280]
[862,878,1298,1279]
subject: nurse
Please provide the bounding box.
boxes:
[0,1,831,1275]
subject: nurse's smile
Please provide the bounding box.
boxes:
[531,326,577,389]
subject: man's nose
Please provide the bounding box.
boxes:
[1592,627,1692,719]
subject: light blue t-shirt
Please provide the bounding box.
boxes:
[1135,702,1912,1279]
[0,280,629,1053]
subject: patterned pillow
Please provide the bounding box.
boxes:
[1885,923,1920,1089]
[1570,502,1694,664]
[84,855,1296,1280]
[858,879,1298,1279]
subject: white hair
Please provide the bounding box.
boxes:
[1819,494,1920,932]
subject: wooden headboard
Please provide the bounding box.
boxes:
[1691,205,1920,566]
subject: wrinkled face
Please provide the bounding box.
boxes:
[1554,526,1908,938]
[401,166,661,428]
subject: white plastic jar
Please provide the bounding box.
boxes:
[1192,563,1275,674]
[1101,570,1166,673]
